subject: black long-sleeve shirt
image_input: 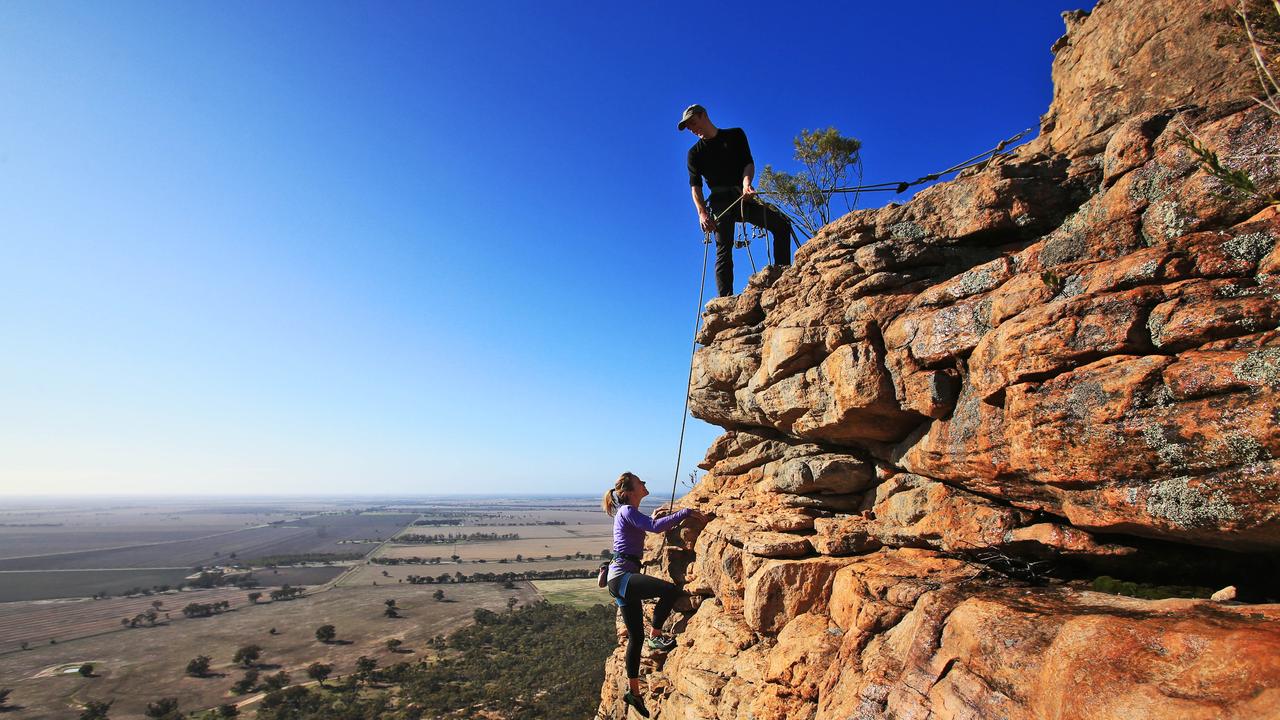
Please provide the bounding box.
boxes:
[687,127,753,194]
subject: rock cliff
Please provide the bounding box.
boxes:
[599,1,1280,718]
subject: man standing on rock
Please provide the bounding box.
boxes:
[680,103,793,297]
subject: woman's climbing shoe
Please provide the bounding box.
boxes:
[623,691,650,718]
[645,635,677,652]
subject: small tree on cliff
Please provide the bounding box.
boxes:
[1179,1,1280,204]
[758,127,863,238]
[314,624,336,643]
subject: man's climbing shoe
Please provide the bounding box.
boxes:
[645,635,677,652]
[623,692,650,718]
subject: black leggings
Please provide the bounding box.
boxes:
[608,572,682,679]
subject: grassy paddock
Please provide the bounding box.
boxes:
[532,578,610,609]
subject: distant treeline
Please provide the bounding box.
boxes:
[181,600,232,618]
[410,518,566,527]
[404,568,596,584]
[251,553,364,566]
[395,532,519,544]
[0,522,62,527]
[373,551,610,566]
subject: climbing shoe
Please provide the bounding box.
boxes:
[623,692,650,718]
[645,635,677,652]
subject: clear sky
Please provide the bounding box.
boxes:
[0,1,1094,497]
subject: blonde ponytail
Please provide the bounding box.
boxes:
[603,472,639,516]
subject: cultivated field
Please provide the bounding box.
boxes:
[0,587,253,654]
[0,569,193,604]
[0,502,311,559]
[339,558,603,587]
[0,496,619,717]
[532,578,611,609]
[379,535,611,563]
[252,565,347,587]
[0,512,417,571]
[0,582,536,719]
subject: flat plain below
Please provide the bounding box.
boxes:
[0,496,620,718]
[0,582,536,719]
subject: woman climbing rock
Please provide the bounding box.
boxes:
[602,471,707,718]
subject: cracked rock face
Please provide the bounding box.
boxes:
[599,1,1280,718]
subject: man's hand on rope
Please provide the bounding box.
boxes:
[741,183,756,200]
[698,211,717,234]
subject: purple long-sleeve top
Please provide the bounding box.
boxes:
[609,505,691,580]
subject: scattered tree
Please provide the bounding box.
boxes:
[231,669,259,695]
[143,697,181,720]
[384,605,400,618]
[432,589,445,602]
[186,655,212,677]
[78,663,94,677]
[385,638,403,652]
[247,591,263,604]
[384,598,396,608]
[233,644,262,668]
[0,688,11,708]
[354,656,377,677]
[215,703,239,717]
[79,700,113,720]
[507,596,519,612]
[19,641,29,651]
[260,671,290,692]
[314,624,336,643]
[305,662,332,687]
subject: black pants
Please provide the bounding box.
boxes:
[710,193,793,297]
[608,573,681,679]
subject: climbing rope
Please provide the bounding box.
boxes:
[653,229,713,563]
[773,127,1032,197]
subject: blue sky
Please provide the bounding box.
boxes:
[0,1,1093,496]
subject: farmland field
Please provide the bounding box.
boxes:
[0,587,255,653]
[0,569,193,603]
[0,495,624,717]
[379,535,611,563]
[532,578,611,609]
[0,512,417,571]
[0,581,536,719]
[252,564,348,587]
[340,558,602,587]
[0,502,314,559]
